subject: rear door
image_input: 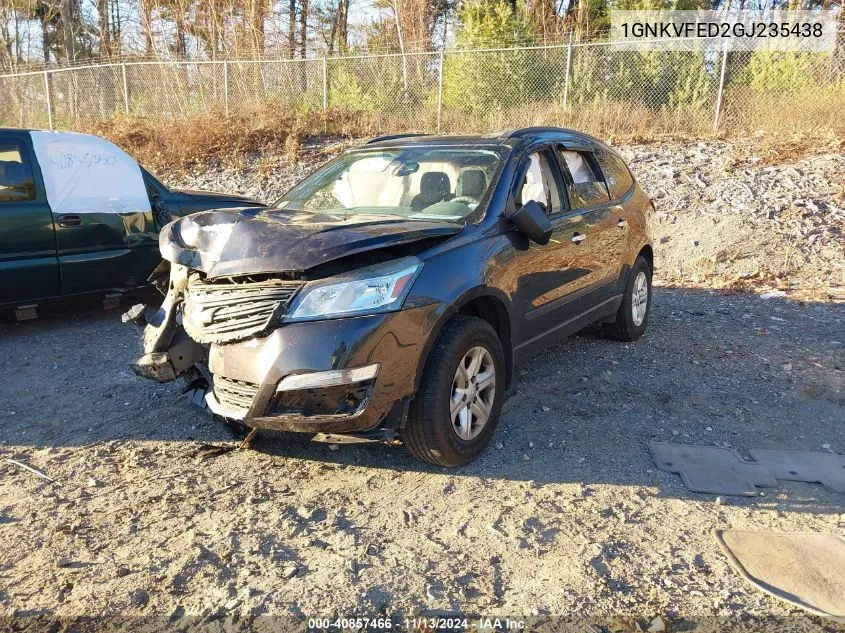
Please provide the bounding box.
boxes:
[555,145,626,305]
[593,144,636,287]
[0,132,59,304]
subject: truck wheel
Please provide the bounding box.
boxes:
[402,316,505,467]
[604,255,652,342]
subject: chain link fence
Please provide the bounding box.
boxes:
[1,35,843,136]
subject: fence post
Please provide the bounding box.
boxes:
[436,49,445,133]
[223,60,229,116]
[322,57,328,111]
[121,62,130,114]
[713,39,729,132]
[563,31,573,112]
[43,71,53,130]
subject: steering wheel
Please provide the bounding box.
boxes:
[451,196,478,206]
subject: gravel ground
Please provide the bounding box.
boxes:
[1,289,843,630]
[0,138,844,631]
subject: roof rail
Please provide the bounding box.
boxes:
[502,126,574,140]
[365,133,429,145]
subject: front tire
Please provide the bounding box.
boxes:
[604,255,652,342]
[402,316,505,467]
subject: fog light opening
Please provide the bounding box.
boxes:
[275,364,380,392]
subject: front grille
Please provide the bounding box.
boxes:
[183,276,302,343]
[214,375,260,413]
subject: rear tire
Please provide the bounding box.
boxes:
[401,316,505,467]
[604,255,652,342]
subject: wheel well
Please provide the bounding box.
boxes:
[456,295,513,388]
[638,244,654,271]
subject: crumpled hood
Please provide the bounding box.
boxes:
[159,208,462,277]
[172,188,260,206]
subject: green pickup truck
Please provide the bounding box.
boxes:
[0,128,263,313]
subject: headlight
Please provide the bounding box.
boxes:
[285,257,422,321]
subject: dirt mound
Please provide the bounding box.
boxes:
[165,137,844,302]
[621,139,845,301]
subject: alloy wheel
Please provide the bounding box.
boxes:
[631,271,649,326]
[450,346,496,441]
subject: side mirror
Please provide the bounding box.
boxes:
[509,200,552,245]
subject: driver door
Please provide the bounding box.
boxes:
[511,147,591,351]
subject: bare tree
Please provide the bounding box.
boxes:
[97,0,111,56]
[299,0,308,57]
[59,0,74,60]
[313,0,349,54]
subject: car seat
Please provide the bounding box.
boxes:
[456,169,487,199]
[410,172,453,210]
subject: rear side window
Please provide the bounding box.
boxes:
[0,140,36,202]
[557,149,609,209]
[595,148,634,200]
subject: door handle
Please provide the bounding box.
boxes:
[58,214,83,228]
[617,219,628,228]
[571,233,586,244]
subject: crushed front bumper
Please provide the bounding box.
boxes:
[201,305,439,434]
[127,264,441,435]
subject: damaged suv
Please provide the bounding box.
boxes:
[127,128,653,466]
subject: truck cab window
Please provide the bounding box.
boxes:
[0,141,36,202]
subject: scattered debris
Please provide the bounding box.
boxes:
[239,428,258,450]
[760,291,787,300]
[6,458,57,484]
[189,444,236,460]
[651,443,845,496]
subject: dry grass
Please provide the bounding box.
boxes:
[81,93,845,173]
[439,100,717,143]
[721,86,845,140]
[83,103,384,174]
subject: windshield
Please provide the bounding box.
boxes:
[276,147,504,222]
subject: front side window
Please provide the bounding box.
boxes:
[558,149,609,209]
[516,150,562,215]
[277,147,504,223]
[0,140,36,202]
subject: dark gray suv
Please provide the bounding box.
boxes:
[127,127,654,467]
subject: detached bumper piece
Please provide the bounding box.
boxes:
[131,352,177,382]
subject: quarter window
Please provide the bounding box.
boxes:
[558,149,609,209]
[0,140,35,202]
[595,147,634,200]
[516,151,562,215]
